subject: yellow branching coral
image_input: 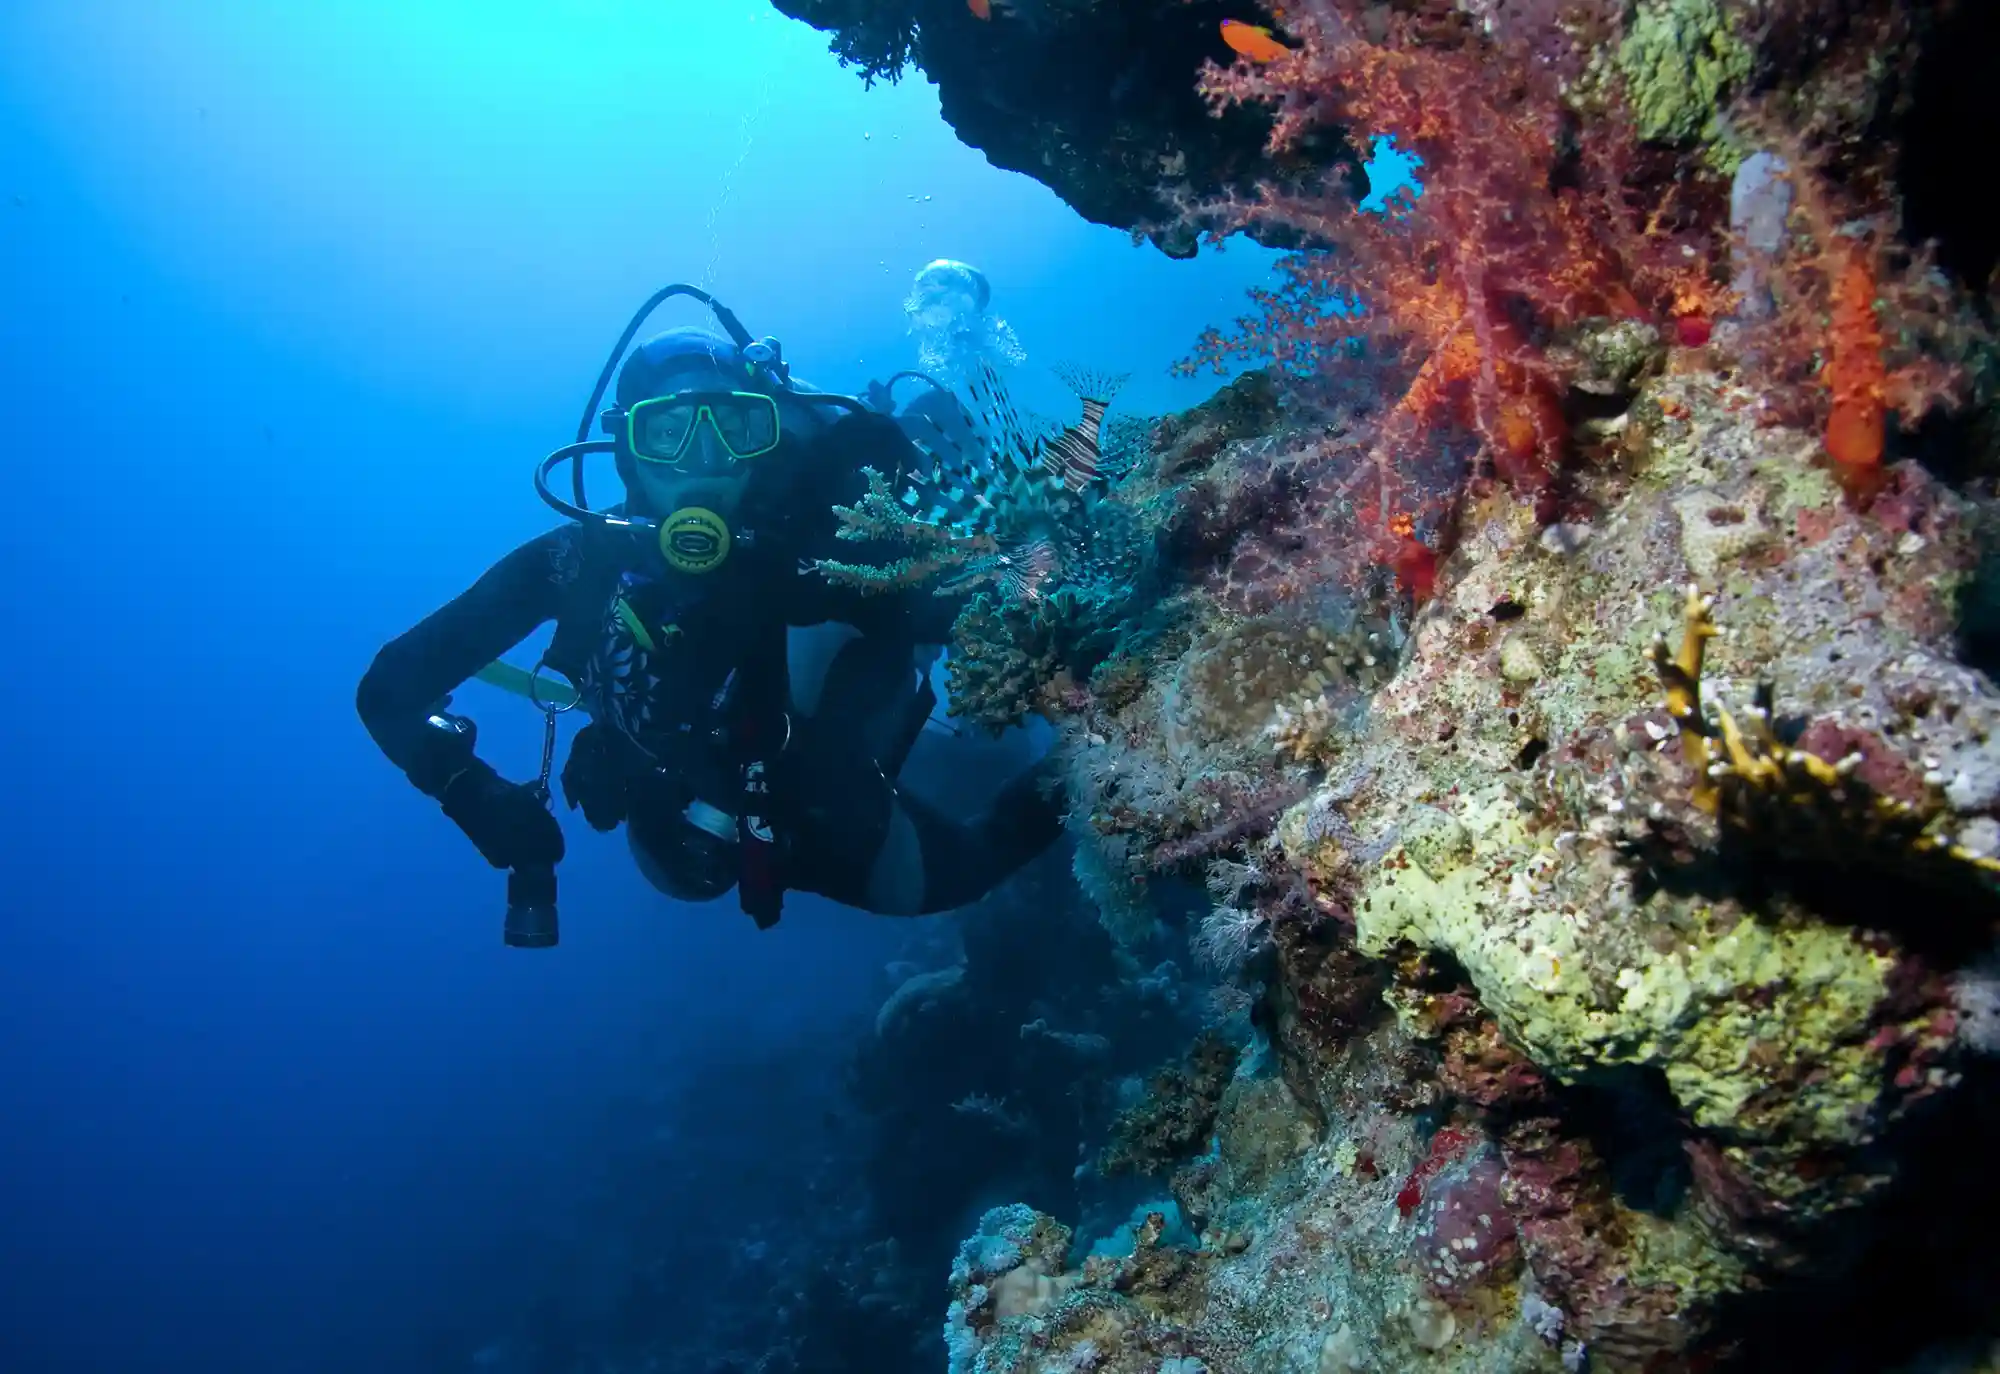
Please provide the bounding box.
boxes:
[1649,585,2000,879]
[1650,583,1721,808]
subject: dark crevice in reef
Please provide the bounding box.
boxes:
[1896,1,2000,295]
[1710,1056,2000,1374]
[1553,1066,1693,1218]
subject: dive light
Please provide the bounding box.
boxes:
[505,866,560,948]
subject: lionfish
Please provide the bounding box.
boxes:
[894,360,1129,602]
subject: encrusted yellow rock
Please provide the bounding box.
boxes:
[1353,784,1891,1163]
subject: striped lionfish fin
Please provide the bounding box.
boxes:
[934,535,1062,603]
[1001,537,1061,602]
[898,392,1006,532]
[1046,363,1130,493]
[964,361,1058,495]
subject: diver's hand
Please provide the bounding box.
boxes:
[559,723,628,832]
[439,762,567,871]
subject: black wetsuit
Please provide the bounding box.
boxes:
[356,409,1064,921]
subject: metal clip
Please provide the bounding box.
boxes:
[529,662,580,803]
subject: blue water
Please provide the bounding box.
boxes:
[0,2,1277,1370]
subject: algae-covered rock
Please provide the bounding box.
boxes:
[1614,0,1753,161]
[1101,1033,1244,1178]
[1550,318,1668,401]
[930,326,2000,1374]
[1672,487,1775,580]
[1353,783,1894,1174]
[1258,358,2000,1360]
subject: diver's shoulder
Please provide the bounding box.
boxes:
[508,520,604,587]
[818,404,917,462]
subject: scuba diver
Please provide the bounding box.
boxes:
[901,258,1025,392]
[356,285,1065,947]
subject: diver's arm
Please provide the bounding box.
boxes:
[356,528,575,797]
[792,574,963,643]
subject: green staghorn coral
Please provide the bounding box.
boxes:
[815,466,999,595]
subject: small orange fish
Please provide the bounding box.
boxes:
[1220,19,1292,62]
[968,0,991,18]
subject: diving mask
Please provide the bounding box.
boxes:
[627,390,782,474]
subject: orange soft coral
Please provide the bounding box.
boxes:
[1735,142,1985,496]
[1822,247,1887,496]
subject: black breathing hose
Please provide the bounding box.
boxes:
[570,284,754,508]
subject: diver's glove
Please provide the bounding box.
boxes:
[439,762,567,871]
[559,723,628,833]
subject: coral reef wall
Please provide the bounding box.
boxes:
[770,0,2000,277]
[774,1,2000,1371]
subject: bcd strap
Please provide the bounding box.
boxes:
[539,516,796,928]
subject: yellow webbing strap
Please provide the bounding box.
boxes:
[613,597,658,653]
[473,660,581,711]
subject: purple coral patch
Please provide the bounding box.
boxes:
[1794,720,1929,809]
[1413,1145,1520,1296]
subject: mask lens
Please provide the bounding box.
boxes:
[712,393,780,457]
[631,399,697,463]
[628,392,781,470]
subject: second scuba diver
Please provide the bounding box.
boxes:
[356,285,1065,945]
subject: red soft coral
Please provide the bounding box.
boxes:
[1730,139,1984,500]
[1181,0,1723,569]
